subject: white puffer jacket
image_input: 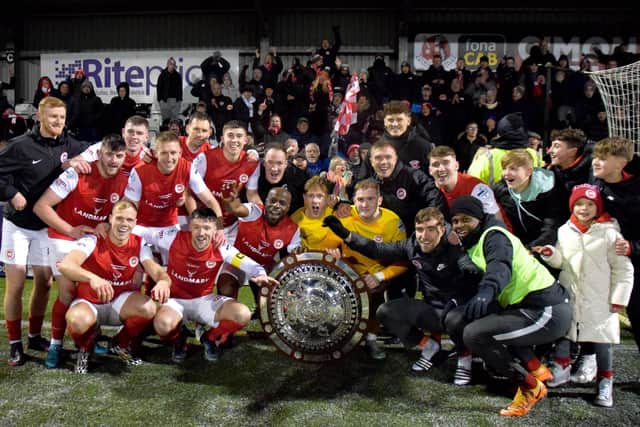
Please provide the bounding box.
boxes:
[542,218,634,343]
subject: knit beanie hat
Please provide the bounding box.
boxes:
[451,196,484,220]
[569,184,603,216]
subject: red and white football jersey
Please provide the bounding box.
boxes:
[125,158,207,227]
[74,233,152,304]
[48,162,128,240]
[150,230,266,299]
[232,203,300,271]
[193,148,260,228]
[179,135,211,162]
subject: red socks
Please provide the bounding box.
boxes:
[598,370,613,379]
[6,319,21,342]
[28,315,44,337]
[525,357,542,373]
[522,373,539,390]
[69,326,98,352]
[51,299,68,341]
[554,356,572,369]
[160,325,182,343]
[113,316,152,349]
[206,320,244,345]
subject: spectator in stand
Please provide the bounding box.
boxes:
[423,54,449,99]
[367,54,394,106]
[454,122,487,173]
[584,109,609,142]
[474,88,504,135]
[200,51,230,84]
[393,61,418,103]
[574,81,602,130]
[550,69,574,129]
[56,81,77,126]
[70,69,86,99]
[308,70,333,137]
[315,25,342,75]
[471,55,495,82]
[232,86,256,131]
[239,65,264,99]
[107,82,136,134]
[504,85,537,133]
[332,61,351,94]
[450,58,472,91]
[443,78,472,144]
[289,116,319,149]
[199,79,233,139]
[156,57,183,122]
[253,48,283,91]
[304,142,329,176]
[416,103,444,147]
[73,80,104,142]
[278,65,309,132]
[0,63,15,114]
[221,72,239,102]
[32,76,54,109]
[0,106,29,142]
[496,56,519,105]
[254,114,289,145]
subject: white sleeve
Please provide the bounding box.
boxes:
[239,203,263,222]
[124,168,142,203]
[287,227,302,253]
[80,142,102,162]
[139,238,154,262]
[219,243,266,277]
[192,152,208,177]
[49,168,79,199]
[189,162,209,195]
[246,165,260,190]
[472,183,500,215]
[74,235,98,256]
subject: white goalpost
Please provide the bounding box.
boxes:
[588,60,640,153]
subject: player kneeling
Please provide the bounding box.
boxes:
[150,208,278,363]
[59,200,171,373]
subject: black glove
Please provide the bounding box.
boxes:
[322,215,350,239]
[457,254,481,276]
[464,287,495,321]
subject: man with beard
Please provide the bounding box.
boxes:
[150,208,277,363]
[250,143,307,214]
[217,187,300,309]
[323,206,479,383]
[357,100,433,180]
[34,134,129,367]
[449,196,570,417]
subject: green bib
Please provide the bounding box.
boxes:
[468,226,554,307]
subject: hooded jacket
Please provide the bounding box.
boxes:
[108,82,136,133]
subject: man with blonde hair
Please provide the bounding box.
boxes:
[0,96,91,365]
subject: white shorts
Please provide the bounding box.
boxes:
[48,237,79,276]
[164,294,232,328]
[132,224,180,264]
[69,291,133,326]
[0,218,49,266]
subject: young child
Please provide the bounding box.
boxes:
[535,184,634,407]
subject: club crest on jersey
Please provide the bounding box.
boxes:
[6,250,14,260]
[175,184,185,193]
[396,187,407,200]
[206,260,216,269]
[373,235,383,243]
[409,160,420,169]
[129,257,139,267]
[60,152,68,163]
[110,193,120,203]
[239,174,249,183]
[273,239,284,249]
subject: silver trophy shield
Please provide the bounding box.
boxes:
[258,252,370,362]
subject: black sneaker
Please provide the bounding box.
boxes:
[8,342,26,366]
[27,335,50,352]
[365,339,387,360]
[201,336,219,362]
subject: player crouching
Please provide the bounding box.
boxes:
[59,200,171,373]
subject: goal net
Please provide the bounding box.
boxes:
[588,60,640,153]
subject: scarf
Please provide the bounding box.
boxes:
[569,212,612,233]
[268,122,281,136]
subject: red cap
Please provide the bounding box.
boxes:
[569,184,603,216]
[347,144,360,156]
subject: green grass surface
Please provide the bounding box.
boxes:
[1,278,639,426]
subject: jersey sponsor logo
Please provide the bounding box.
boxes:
[373,235,383,243]
[129,256,139,267]
[206,260,216,268]
[273,239,284,249]
[239,174,248,183]
[396,187,407,200]
[175,184,185,193]
[6,249,14,260]
[110,193,120,203]
[409,160,420,169]
[60,152,68,163]
[73,207,108,222]
[170,268,208,284]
